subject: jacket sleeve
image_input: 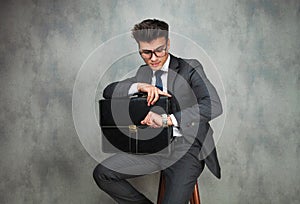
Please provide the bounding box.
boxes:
[103,76,136,99]
[103,65,152,99]
[173,60,223,126]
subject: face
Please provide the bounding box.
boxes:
[138,37,170,71]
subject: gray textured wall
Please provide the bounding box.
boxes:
[1,0,299,203]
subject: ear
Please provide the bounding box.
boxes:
[167,38,170,50]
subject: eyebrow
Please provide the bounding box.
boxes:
[141,44,165,51]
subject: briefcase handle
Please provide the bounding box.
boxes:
[129,92,148,98]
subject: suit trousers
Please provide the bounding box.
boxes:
[93,137,205,204]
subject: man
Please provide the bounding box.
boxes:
[93,19,223,204]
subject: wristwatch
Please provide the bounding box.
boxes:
[161,114,168,128]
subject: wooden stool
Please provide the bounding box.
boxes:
[157,173,201,204]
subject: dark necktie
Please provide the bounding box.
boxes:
[154,70,164,91]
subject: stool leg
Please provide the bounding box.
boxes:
[157,173,201,204]
[190,196,195,204]
[157,172,165,204]
[189,181,201,204]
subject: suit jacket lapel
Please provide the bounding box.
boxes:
[137,54,180,93]
[167,54,180,95]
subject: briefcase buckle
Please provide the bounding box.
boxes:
[128,125,137,133]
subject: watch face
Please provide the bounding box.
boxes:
[162,114,168,127]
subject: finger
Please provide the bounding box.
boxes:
[152,123,160,128]
[146,89,151,102]
[141,112,151,125]
[141,119,150,125]
[148,89,155,106]
[150,124,156,128]
[141,116,147,124]
[158,90,172,97]
[147,89,153,106]
[151,90,160,105]
[146,117,153,126]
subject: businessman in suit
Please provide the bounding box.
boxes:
[93,19,223,204]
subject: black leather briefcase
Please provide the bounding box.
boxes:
[99,94,173,154]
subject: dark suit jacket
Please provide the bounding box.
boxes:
[103,54,223,178]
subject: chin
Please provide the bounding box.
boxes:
[150,66,162,71]
[150,67,161,71]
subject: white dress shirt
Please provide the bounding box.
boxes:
[128,54,182,137]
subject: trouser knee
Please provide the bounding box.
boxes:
[93,163,113,190]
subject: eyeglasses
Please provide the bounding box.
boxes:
[139,44,168,59]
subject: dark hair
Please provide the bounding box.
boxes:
[131,19,169,43]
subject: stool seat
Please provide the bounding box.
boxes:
[157,172,201,204]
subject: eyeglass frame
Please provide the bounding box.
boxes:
[139,43,168,59]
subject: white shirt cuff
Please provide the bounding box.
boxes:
[128,83,138,95]
[170,114,179,127]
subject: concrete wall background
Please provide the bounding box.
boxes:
[0,0,299,203]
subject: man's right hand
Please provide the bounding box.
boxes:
[137,83,171,106]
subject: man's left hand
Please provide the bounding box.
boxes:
[141,111,162,128]
[141,111,173,128]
